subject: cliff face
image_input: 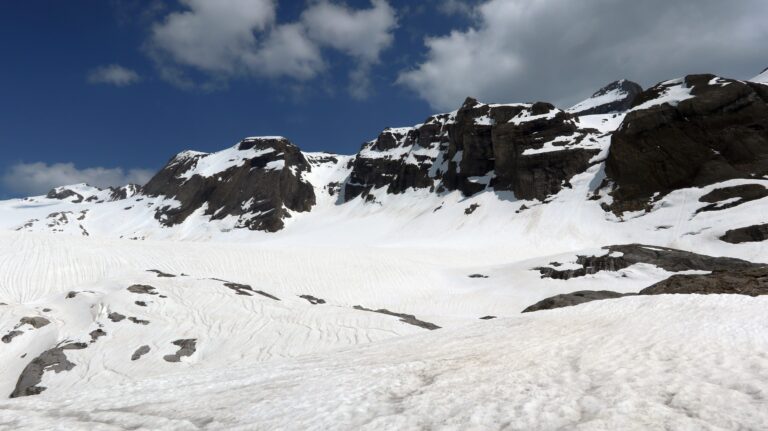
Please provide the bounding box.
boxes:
[143,137,316,232]
[606,74,768,213]
[345,97,605,202]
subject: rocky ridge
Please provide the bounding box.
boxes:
[14,71,768,236]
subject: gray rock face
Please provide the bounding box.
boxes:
[353,305,440,330]
[10,342,87,398]
[46,188,85,203]
[606,74,768,213]
[345,97,602,202]
[640,266,768,296]
[535,244,756,280]
[522,291,627,313]
[2,330,23,343]
[720,223,768,244]
[131,345,151,361]
[524,244,768,313]
[569,80,644,116]
[19,316,51,329]
[163,339,197,363]
[143,137,316,232]
[221,281,280,300]
[697,184,768,213]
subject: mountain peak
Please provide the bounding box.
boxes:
[568,79,643,116]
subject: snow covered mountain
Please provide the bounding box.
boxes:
[1,72,768,429]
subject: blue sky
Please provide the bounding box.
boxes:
[1,0,766,197]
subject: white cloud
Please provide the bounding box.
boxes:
[150,0,275,74]
[399,0,768,111]
[302,0,397,99]
[301,0,396,63]
[242,23,324,80]
[87,64,141,86]
[146,0,397,98]
[437,0,475,17]
[1,162,154,196]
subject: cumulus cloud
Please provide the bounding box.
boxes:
[146,0,396,97]
[87,64,141,86]
[302,0,397,99]
[399,0,768,111]
[1,162,154,196]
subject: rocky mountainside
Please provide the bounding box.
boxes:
[1,71,768,426]
[567,79,643,116]
[3,72,767,242]
[142,137,316,232]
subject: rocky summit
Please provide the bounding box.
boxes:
[142,136,316,232]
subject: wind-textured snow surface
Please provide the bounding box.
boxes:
[1,295,766,430]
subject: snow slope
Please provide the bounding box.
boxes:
[752,68,768,84]
[1,73,767,429]
[1,294,766,430]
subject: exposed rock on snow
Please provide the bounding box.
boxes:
[223,282,280,300]
[10,342,87,398]
[2,331,23,343]
[607,74,768,213]
[720,223,768,244]
[522,290,627,313]
[143,137,316,232]
[147,269,176,278]
[131,345,151,361]
[163,339,197,363]
[535,244,756,280]
[127,284,158,295]
[640,266,768,296]
[353,305,440,330]
[697,184,768,213]
[299,294,326,305]
[568,79,643,116]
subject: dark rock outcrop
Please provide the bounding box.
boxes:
[127,284,158,295]
[299,295,326,305]
[697,184,768,213]
[10,342,87,398]
[522,291,627,313]
[345,98,603,202]
[46,187,85,203]
[535,244,756,280]
[524,244,768,313]
[353,305,440,330]
[143,137,316,232]
[163,339,197,362]
[222,282,280,300]
[131,345,151,361]
[640,266,768,296]
[720,223,768,244]
[2,330,23,343]
[108,184,142,201]
[568,80,643,116]
[606,75,768,213]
